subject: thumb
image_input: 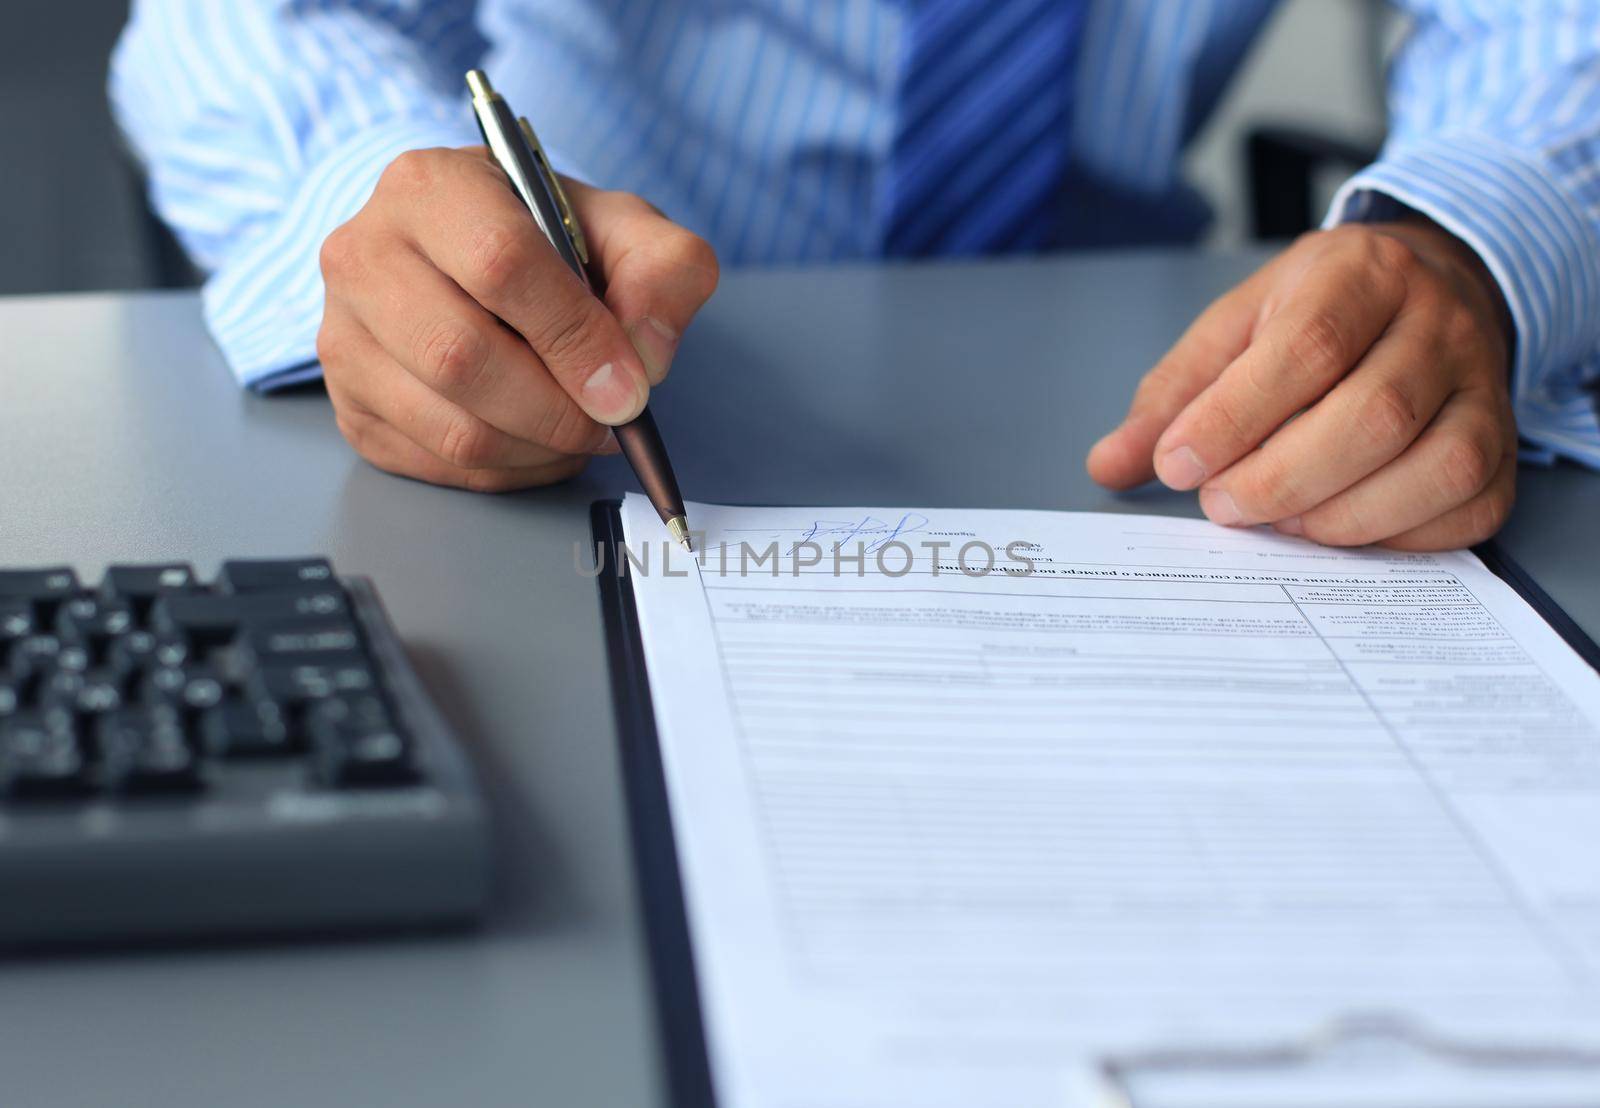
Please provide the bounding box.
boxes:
[566,180,720,385]
[1087,276,1267,491]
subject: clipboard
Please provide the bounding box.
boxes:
[589,498,1600,1108]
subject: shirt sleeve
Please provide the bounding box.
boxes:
[110,1,486,390]
[1324,0,1600,469]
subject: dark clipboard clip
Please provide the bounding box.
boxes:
[1092,1011,1600,1108]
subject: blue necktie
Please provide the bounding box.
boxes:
[881,0,1087,257]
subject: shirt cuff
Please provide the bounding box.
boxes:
[1324,131,1600,467]
[201,114,479,392]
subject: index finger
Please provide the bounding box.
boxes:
[1087,265,1272,490]
[1150,231,1411,491]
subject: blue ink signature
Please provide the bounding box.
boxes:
[793,513,930,555]
[722,514,932,557]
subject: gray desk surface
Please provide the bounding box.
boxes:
[1,251,1595,1108]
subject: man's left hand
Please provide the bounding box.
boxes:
[1086,218,1517,550]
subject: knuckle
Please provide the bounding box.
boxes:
[1437,302,1485,352]
[1290,227,1328,255]
[530,298,608,370]
[415,317,490,396]
[1366,232,1420,282]
[1230,462,1292,521]
[1131,370,1169,409]
[319,224,359,279]
[669,230,720,298]
[333,404,383,463]
[1206,389,1253,447]
[1284,311,1348,382]
[314,322,345,370]
[1352,380,1420,452]
[1133,365,1186,412]
[1303,500,1374,547]
[1458,488,1513,545]
[380,148,437,194]
[603,188,656,217]
[467,223,535,299]
[531,397,601,453]
[437,412,498,470]
[1435,425,1499,501]
[1365,238,1416,307]
[332,407,368,452]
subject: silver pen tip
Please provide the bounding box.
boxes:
[465,69,495,100]
[666,516,692,553]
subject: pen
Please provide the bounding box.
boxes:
[465,69,692,551]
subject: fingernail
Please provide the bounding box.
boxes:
[597,430,621,455]
[1200,488,1243,526]
[1274,515,1304,536]
[627,316,679,385]
[1156,445,1207,490]
[580,362,645,423]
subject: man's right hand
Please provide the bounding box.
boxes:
[317,146,719,491]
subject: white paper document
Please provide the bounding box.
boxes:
[617,494,1600,1107]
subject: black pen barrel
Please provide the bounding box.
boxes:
[615,408,686,526]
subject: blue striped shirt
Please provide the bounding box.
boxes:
[111,1,1600,469]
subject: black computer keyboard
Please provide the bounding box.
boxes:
[0,559,490,945]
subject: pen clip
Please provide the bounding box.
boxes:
[518,117,590,268]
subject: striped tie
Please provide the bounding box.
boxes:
[880,0,1087,257]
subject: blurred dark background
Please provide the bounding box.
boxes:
[0,0,1387,298]
[1,1,151,294]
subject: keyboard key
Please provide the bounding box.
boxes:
[0,569,80,621]
[76,674,126,717]
[40,668,124,720]
[106,630,189,687]
[0,599,36,643]
[142,664,227,714]
[308,695,416,787]
[58,643,90,675]
[0,710,88,796]
[56,595,136,651]
[98,706,201,793]
[235,619,364,670]
[220,558,335,594]
[39,668,82,710]
[101,563,199,608]
[152,588,349,649]
[0,604,37,681]
[201,700,294,758]
[0,679,17,718]
[248,662,376,707]
[8,634,70,692]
